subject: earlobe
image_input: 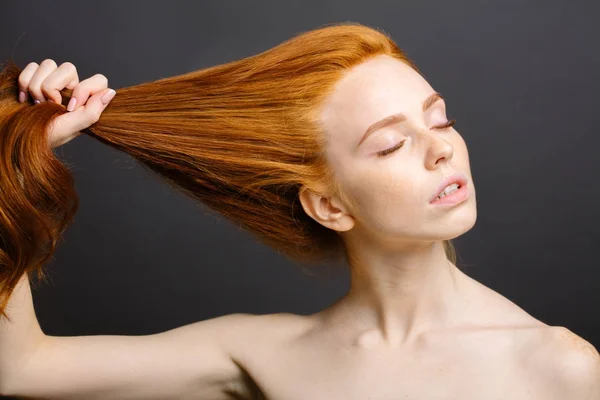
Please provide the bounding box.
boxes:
[298,186,354,232]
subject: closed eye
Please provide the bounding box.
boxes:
[376,119,456,157]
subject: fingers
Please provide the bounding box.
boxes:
[66,73,108,112]
[40,62,79,105]
[49,87,116,147]
[18,59,80,105]
[71,86,115,129]
[24,59,58,104]
[16,58,116,148]
[17,62,40,103]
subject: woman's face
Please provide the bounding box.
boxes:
[317,54,477,248]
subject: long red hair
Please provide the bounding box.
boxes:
[0,22,457,317]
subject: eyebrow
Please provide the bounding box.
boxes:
[357,92,444,147]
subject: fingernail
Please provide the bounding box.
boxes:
[101,89,116,105]
[34,99,40,104]
[67,97,77,111]
[18,91,26,103]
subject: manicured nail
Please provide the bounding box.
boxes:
[67,97,77,111]
[101,89,116,105]
[18,91,26,103]
[34,99,40,104]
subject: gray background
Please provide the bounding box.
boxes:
[1,0,598,350]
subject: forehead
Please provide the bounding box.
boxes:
[320,55,434,145]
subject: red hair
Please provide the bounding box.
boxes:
[0,22,457,318]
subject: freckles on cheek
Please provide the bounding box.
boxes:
[376,182,406,208]
[377,175,422,208]
[339,171,376,204]
[349,172,399,207]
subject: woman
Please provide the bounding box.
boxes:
[0,22,598,399]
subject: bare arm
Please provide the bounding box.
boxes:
[0,273,255,399]
[551,327,600,400]
[1,60,259,399]
[0,273,46,391]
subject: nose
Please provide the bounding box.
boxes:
[420,128,454,170]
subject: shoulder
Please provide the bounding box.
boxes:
[186,312,309,397]
[216,311,310,331]
[214,312,312,349]
[525,326,600,399]
[477,282,600,398]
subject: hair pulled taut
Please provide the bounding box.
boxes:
[0,22,456,318]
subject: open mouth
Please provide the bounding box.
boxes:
[430,184,469,205]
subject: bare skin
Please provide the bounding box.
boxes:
[3,268,598,399]
[1,58,598,399]
[225,271,591,400]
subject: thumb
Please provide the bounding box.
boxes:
[50,88,116,147]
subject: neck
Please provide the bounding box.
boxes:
[325,240,473,348]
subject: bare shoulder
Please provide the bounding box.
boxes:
[192,312,309,398]
[525,326,600,399]
[215,312,310,332]
[466,276,600,397]
[215,311,312,350]
[545,326,599,380]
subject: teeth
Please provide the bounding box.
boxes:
[436,183,459,199]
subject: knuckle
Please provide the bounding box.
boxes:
[87,110,101,124]
[19,63,38,87]
[18,75,30,89]
[60,61,76,71]
[70,87,82,98]
[93,73,108,85]
[40,81,52,92]
[27,83,41,94]
[40,58,57,68]
[70,85,86,99]
[25,62,39,70]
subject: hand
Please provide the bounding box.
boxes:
[17,59,116,148]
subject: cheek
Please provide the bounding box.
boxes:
[340,166,421,222]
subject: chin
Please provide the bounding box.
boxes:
[444,207,477,239]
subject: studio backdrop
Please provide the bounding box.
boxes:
[1,0,598,348]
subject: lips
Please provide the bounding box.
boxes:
[430,172,468,203]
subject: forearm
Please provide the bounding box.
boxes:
[0,272,46,393]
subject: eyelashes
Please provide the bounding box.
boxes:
[376,119,457,157]
[377,140,407,157]
[433,118,456,130]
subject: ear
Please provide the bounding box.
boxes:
[298,185,354,232]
